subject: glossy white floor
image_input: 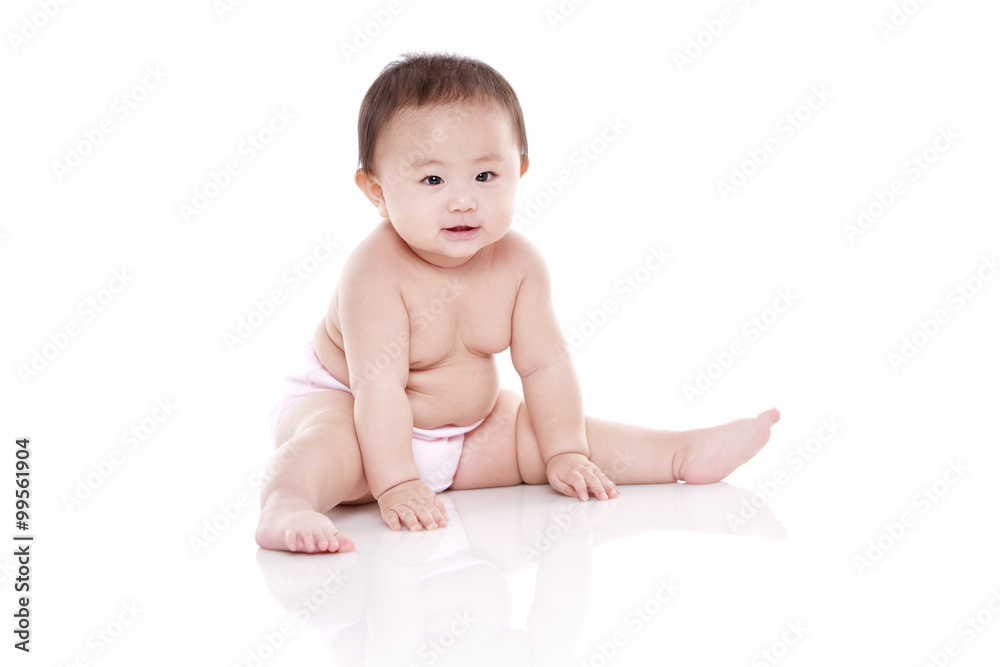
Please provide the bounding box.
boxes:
[25,367,1000,667]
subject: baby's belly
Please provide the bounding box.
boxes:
[406,356,500,430]
[313,324,499,429]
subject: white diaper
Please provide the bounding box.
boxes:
[268,343,483,492]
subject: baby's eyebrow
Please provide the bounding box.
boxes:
[410,152,505,169]
[472,152,505,163]
[410,158,442,169]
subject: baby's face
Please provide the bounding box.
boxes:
[363,102,526,267]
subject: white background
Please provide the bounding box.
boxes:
[3,0,999,665]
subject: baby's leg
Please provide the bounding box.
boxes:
[584,408,781,485]
[255,390,373,553]
[450,389,779,489]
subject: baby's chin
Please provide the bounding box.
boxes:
[407,239,485,268]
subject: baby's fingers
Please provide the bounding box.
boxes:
[412,503,443,531]
[401,505,431,532]
[383,504,422,532]
[383,509,403,532]
[554,471,590,502]
[552,467,618,501]
[546,475,574,500]
[434,497,450,524]
[384,502,446,532]
[585,469,618,500]
[572,468,613,501]
[571,472,594,501]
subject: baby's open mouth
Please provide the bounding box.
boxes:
[445,225,476,232]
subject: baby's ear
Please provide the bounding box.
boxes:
[355,169,388,216]
[519,157,530,178]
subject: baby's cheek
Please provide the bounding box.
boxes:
[497,200,517,226]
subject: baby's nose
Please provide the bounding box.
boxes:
[447,195,477,213]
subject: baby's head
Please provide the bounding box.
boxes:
[355,53,530,266]
[357,52,528,181]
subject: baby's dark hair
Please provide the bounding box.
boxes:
[357,52,528,178]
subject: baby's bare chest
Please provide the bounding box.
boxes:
[403,272,515,366]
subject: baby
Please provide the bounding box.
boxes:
[255,52,780,553]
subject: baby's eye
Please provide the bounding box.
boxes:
[475,171,496,182]
[422,175,443,185]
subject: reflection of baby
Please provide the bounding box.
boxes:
[255,52,780,553]
[255,484,785,664]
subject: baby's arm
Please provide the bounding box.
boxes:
[338,255,448,531]
[509,239,618,501]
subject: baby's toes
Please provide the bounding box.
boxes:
[317,529,346,552]
[273,512,354,553]
[756,407,780,428]
[304,530,329,553]
[310,526,350,553]
[332,532,355,552]
[289,528,320,553]
[291,531,310,553]
[282,529,301,552]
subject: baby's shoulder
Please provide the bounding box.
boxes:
[493,229,546,271]
[341,221,405,278]
[492,230,550,285]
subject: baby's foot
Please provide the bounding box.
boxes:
[256,503,356,553]
[675,408,780,484]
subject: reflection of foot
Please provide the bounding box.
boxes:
[254,546,360,629]
[672,482,786,540]
[255,547,357,602]
[256,499,356,553]
[676,408,781,484]
[588,482,784,540]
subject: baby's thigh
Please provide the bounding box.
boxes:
[275,388,356,446]
[450,389,547,490]
[273,390,373,504]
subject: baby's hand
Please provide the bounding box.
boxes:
[546,452,619,502]
[377,480,449,532]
